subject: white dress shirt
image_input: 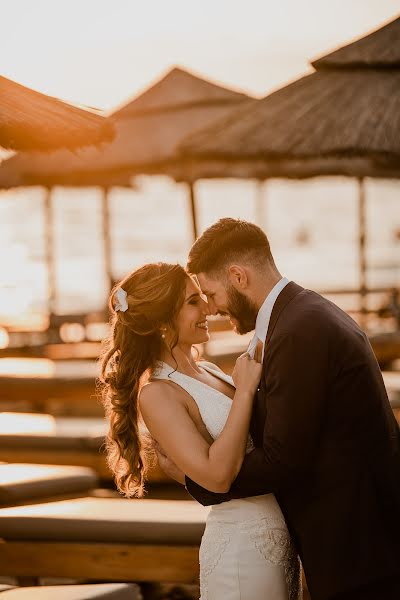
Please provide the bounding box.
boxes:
[247,277,290,362]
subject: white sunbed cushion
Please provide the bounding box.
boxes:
[0,464,98,505]
[0,497,210,545]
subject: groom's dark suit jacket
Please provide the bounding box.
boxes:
[186,282,400,600]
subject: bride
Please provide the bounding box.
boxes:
[100,262,300,599]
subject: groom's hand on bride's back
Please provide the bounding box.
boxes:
[153,440,186,484]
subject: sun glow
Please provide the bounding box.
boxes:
[0,412,56,435]
[0,358,55,377]
[0,328,9,348]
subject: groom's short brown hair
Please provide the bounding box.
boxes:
[187,218,274,275]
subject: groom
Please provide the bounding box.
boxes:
[157,218,400,600]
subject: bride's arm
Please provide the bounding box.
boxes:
[139,356,260,493]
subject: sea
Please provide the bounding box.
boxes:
[0,175,399,329]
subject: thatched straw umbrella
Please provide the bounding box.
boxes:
[0,67,253,319]
[0,75,115,321]
[180,16,400,320]
[0,75,114,151]
[181,16,400,160]
[0,68,253,237]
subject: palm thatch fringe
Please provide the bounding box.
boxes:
[0,67,254,188]
[181,69,400,160]
[0,75,114,151]
[114,66,250,117]
[313,16,400,69]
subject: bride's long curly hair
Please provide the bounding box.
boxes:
[99,263,189,497]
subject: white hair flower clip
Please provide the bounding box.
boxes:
[114,287,128,312]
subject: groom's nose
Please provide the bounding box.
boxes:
[207,298,218,315]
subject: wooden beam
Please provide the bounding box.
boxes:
[0,448,171,483]
[0,448,109,478]
[0,541,200,583]
[188,182,198,241]
[101,187,113,294]
[358,177,367,327]
[43,187,56,316]
[255,180,267,228]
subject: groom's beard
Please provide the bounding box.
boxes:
[226,285,258,335]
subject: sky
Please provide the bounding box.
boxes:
[1,0,399,111]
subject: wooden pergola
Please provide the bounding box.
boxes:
[0,67,254,320]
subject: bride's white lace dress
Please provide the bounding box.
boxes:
[153,361,301,600]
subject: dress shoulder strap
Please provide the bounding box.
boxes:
[199,361,235,388]
[151,361,203,398]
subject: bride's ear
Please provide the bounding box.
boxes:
[228,265,248,289]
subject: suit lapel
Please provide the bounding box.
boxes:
[264,281,304,346]
[250,282,304,446]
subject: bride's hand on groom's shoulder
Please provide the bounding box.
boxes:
[232,352,263,397]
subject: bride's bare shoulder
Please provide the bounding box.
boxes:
[139,378,187,409]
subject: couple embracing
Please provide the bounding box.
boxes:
[100,218,400,600]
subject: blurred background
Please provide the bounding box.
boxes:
[0,1,399,349]
[0,1,399,598]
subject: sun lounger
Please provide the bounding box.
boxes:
[0,359,99,417]
[0,413,170,482]
[0,497,209,583]
[0,413,108,477]
[0,583,141,599]
[0,413,106,449]
[0,463,98,507]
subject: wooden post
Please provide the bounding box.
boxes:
[255,180,267,228]
[358,177,367,328]
[188,181,198,241]
[101,186,113,294]
[44,187,56,317]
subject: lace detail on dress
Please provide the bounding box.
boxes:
[247,517,301,599]
[247,516,292,565]
[199,522,231,600]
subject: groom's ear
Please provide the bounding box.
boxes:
[228,265,248,289]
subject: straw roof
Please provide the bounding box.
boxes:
[0,67,253,188]
[181,69,400,160]
[0,75,114,151]
[180,16,400,174]
[313,16,400,69]
[114,66,250,116]
[173,155,400,182]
